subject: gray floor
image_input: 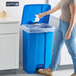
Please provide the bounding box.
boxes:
[0,65,74,76]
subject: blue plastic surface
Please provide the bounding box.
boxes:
[23,31,54,74]
[21,4,51,24]
[21,4,54,74]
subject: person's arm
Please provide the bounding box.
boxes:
[65,3,76,40]
[38,0,62,18]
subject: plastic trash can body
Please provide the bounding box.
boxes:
[23,31,54,74]
[21,4,54,74]
[23,32,45,73]
[22,24,54,74]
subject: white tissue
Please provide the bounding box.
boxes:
[34,15,40,22]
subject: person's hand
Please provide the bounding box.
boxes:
[65,31,71,40]
[38,13,45,18]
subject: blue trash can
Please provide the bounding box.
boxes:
[21,4,55,74]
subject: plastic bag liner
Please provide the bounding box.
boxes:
[21,23,55,33]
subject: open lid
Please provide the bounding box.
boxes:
[21,4,51,25]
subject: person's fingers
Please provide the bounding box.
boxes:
[38,14,42,17]
[39,16,42,18]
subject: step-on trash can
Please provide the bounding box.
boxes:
[21,4,55,74]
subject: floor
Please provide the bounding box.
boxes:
[0,65,74,76]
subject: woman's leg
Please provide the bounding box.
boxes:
[65,37,76,73]
[64,24,76,73]
[49,27,64,71]
[62,23,76,73]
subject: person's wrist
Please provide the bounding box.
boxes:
[68,29,72,33]
[43,12,46,16]
[67,30,71,35]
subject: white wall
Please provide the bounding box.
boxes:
[0,0,20,22]
[22,0,46,4]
